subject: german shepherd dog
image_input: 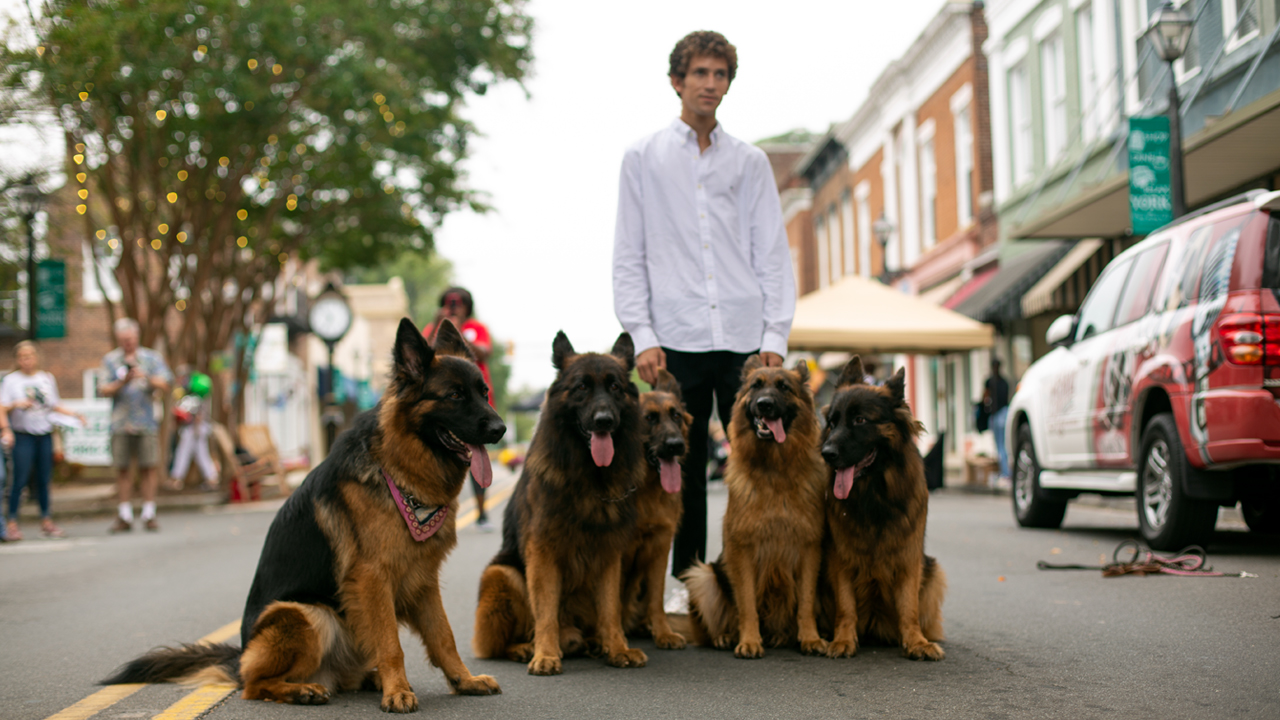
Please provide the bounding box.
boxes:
[683,356,828,658]
[619,368,691,649]
[818,356,946,661]
[472,331,649,675]
[102,319,506,712]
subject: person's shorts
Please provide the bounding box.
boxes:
[112,433,159,469]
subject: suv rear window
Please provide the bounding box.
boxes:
[1263,212,1280,300]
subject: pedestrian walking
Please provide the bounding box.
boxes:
[100,318,172,532]
[168,371,218,492]
[612,30,796,591]
[984,357,1011,485]
[423,286,499,532]
[1,341,86,540]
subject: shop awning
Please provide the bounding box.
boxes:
[789,275,994,354]
[951,241,1073,323]
[1014,85,1280,239]
[1021,239,1104,316]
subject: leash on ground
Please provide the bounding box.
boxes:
[1037,539,1257,578]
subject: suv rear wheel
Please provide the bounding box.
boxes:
[1137,413,1218,550]
[1012,423,1067,528]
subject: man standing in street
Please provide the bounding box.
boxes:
[612,31,796,597]
[100,318,172,532]
[984,357,1011,486]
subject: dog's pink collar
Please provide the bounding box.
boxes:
[382,467,448,542]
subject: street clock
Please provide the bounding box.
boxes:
[309,283,352,343]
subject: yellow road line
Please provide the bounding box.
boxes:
[43,684,145,720]
[151,683,237,720]
[456,479,517,529]
[197,620,240,645]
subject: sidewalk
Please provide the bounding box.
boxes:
[15,469,312,521]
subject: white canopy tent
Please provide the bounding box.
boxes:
[788,275,994,353]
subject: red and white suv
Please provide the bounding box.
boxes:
[1007,189,1280,550]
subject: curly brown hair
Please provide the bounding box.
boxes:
[668,31,737,84]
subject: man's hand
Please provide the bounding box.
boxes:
[761,351,784,368]
[636,347,667,386]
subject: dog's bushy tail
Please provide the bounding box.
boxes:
[681,559,736,646]
[101,643,241,686]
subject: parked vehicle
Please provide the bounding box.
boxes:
[1007,190,1280,549]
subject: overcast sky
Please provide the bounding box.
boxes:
[0,0,948,391]
[437,0,948,391]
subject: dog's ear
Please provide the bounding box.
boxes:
[653,367,682,399]
[552,331,576,371]
[431,319,475,362]
[885,366,907,403]
[611,332,635,372]
[793,358,810,385]
[393,317,435,384]
[741,354,764,381]
[837,355,865,388]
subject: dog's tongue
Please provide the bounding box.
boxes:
[591,432,614,467]
[765,417,786,443]
[659,458,682,493]
[834,466,856,500]
[469,444,493,488]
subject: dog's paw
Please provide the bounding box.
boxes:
[527,655,563,676]
[654,631,687,650]
[903,641,945,661]
[605,647,648,668]
[380,689,418,713]
[799,636,829,656]
[826,639,858,658]
[452,674,501,696]
[505,642,533,663]
[734,639,765,659]
[711,634,735,650]
[285,683,330,705]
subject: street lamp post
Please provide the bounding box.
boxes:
[308,282,352,456]
[13,179,44,340]
[872,212,896,285]
[1146,1,1194,219]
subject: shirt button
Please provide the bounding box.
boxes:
[711,304,717,309]
[697,183,703,189]
[700,213,705,218]
[703,243,709,249]
[707,274,713,279]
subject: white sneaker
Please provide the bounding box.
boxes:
[663,585,689,614]
[476,516,495,533]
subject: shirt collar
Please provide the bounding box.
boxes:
[670,117,723,147]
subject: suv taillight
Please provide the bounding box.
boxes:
[1218,313,1280,365]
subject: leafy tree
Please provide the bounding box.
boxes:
[2,0,531,423]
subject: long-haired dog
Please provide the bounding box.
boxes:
[818,356,945,660]
[619,368,691,649]
[472,331,649,675]
[102,319,506,712]
[683,356,829,658]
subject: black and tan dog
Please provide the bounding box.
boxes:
[102,319,505,712]
[683,356,828,658]
[818,356,946,661]
[472,331,648,675]
[619,368,691,649]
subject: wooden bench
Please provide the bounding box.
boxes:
[238,424,290,497]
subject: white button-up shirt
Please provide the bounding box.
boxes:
[613,119,796,357]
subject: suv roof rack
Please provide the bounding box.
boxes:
[1144,189,1267,236]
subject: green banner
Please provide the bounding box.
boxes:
[1128,116,1173,234]
[35,259,65,339]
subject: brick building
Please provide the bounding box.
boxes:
[789,1,999,462]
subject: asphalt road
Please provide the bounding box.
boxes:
[3,471,1278,720]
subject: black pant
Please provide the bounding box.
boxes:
[664,349,753,579]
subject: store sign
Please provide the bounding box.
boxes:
[35,259,66,339]
[1128,116,1173,235]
